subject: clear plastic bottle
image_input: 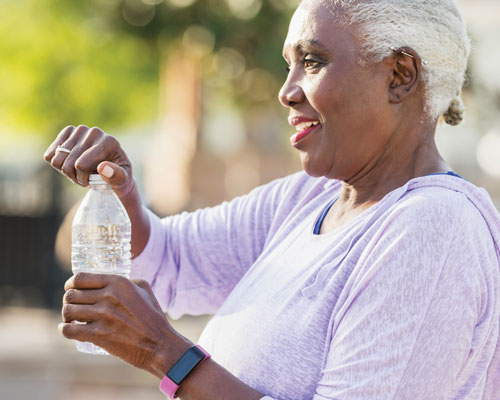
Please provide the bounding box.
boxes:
[71,174,131,355]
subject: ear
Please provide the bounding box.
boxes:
[388,47,421,104]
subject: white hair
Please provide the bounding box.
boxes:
[325,0,472,125]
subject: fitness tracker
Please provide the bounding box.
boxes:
[159,345,210,398]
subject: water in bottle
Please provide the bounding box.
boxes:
[71,173,131,355]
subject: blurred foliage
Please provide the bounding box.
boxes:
[0,0,297,146]
[0,0,158,144]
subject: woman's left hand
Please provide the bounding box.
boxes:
[60,272,191,378]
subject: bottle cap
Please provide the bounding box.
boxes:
[89,174,105,184]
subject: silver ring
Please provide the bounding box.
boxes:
[56,146,71,154]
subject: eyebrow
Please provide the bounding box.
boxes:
[282,39,329,59]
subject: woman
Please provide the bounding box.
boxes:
[44,0,500,399]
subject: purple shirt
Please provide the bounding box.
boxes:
[131,172,500,399]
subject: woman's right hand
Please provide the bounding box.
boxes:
[43,125,135,199]
[44,124,151,258]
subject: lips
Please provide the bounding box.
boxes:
[288,117,321,146]
[290,125,319,145]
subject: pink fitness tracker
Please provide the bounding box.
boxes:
[159,345,211,399]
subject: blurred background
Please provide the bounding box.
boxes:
[0,0,499,398]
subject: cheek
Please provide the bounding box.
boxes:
[305,72,367,122]
[304,76,341,114]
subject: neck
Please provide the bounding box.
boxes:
[337,119,448,210]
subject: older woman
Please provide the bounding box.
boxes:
[45,0,500,399]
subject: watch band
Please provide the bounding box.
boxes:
[159,345,210,399]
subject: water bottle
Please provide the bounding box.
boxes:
[71,173,131,355]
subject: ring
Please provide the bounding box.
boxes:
[56,146,72,154]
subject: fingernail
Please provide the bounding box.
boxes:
[58,323,64,332]
[102,165,114,178]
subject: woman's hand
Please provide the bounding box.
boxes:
[44,125,151,258]
[61,273,264,399]
[60,273,192,378]
[43,125,135,198]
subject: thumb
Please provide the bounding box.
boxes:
[97,161,128,188]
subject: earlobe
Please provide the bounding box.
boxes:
[388,47,421,104]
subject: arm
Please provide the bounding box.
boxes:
[45,125,304,319]
[130,173,296,318]
[60,272,265,400]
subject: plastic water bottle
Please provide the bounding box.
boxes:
[71,173,131,355]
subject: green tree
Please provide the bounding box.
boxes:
[0,0,158,148]
[0,0,296,149]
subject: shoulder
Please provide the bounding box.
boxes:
[380,182,498,265]
[395,181,491,233]
[356,182,498,288]
[367,186,468,245]
[395,185,468,218]
[397,180,500,321]
[357,181,496,260]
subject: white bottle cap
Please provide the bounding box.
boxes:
[89,174,105,184]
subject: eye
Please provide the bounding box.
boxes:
[302,54,323,69]
[303,57,321,69]
[284,65,291,74]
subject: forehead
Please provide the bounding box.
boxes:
[285,2,328,45]
[283,0,357,57]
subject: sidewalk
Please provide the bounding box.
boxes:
[0,307,210,400]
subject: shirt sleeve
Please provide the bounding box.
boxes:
[312,194,497,400]
[130,174,297,319]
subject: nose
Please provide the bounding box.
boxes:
[278,71,304,108]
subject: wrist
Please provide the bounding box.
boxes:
[149,330,193,380]
[116,177,141,211]
[159,345,211,399]
[117,179,151,258]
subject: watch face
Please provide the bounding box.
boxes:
[167,346,206,385]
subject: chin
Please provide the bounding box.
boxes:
[300,157,329,179]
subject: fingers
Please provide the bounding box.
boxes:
[71,130,122,186]
[72,138,129,190]
[63,286,123,311]
[43,125,131,187]
[63,288,101,305]
[62,303,98,323]
[43,125,75,162]
[97,161,128,188]
[49,125,90,174]
[70,133,131,188]
[59,321,97,342]
[59,275,172,367]
[60,126,106,185]
[65,272,118,291]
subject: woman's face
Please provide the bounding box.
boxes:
[279,1,395,180]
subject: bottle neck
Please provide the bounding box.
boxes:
[89,183,111,190]
[89,174,111,190]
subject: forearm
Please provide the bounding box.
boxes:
[118,180,150,259]
[177,360,264,400]
[150,336,264,400]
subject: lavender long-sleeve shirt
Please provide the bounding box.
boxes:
[131,172,500,399]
